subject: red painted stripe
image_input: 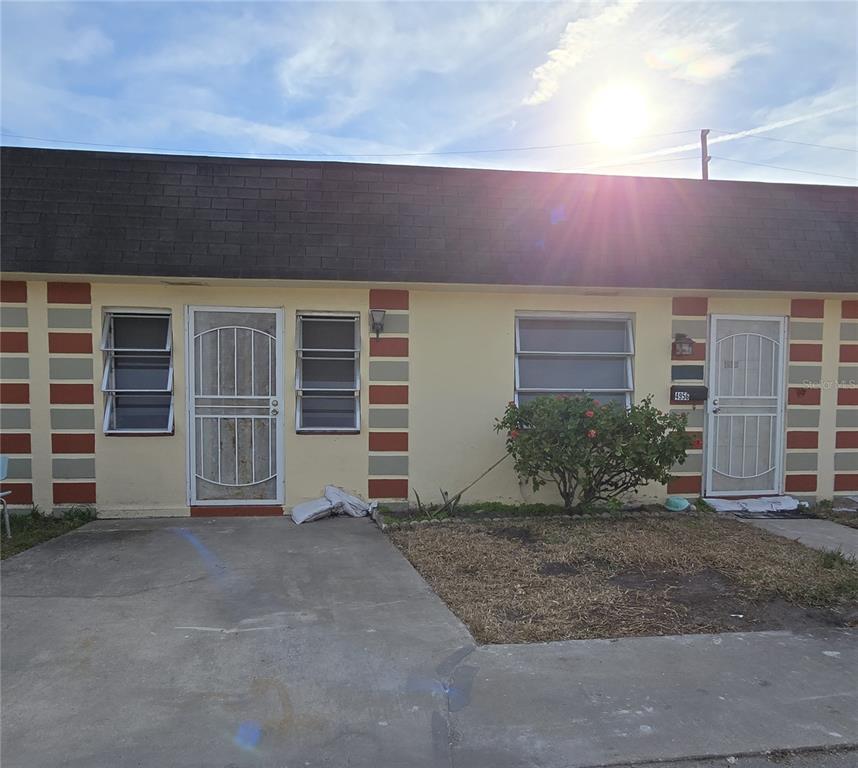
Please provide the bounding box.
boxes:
[48,332,93,354]
[370,337,408,357]
[840,345,858,363]
[47,282,91,304]
[369,385,408,405]
[790,299,824,318]
[50,383,93,404]
[0,383,29,404]
[368,478,409,499]
[0,281,27,303]
[0,482,33,505]
[53,482,96,504]
[785,474,817,492]
[834,474,858,492]
[0,331,28,353]
[788,387,821,406]
[51,433,96,454]
[789,343,822,362]
[190,506,283,517]
[667,475,701,494]
[838,388,858,406]
[0,433,31,453]
[369,432,409,452]
[842,300,858,319]
[836,431,858,449]
[671,297,708,316]
[369,289,409,310]
[787,431,819,449]
[672,341,706,361]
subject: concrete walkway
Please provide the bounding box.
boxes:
[745,518,858,559]
[2,517,857,768]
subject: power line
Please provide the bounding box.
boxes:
[710,155,858,182]
[0,129,699,159]
[712,130,858,153]
[564,152,699,173]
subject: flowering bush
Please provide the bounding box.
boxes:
[495,395,692,512]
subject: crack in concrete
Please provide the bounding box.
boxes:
[434,644,478,768]
[1,574,209,599]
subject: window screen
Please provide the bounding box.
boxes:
[101,312,174,433]
[515,316,633,406]
[296,314,359,431]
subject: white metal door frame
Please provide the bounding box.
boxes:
[704,314,787,497]
[185,306,285,506]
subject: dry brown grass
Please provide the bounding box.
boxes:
[389,515,858,644]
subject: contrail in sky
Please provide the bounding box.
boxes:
[574,102,857,171]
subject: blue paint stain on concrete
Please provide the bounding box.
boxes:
[234,720,262,750]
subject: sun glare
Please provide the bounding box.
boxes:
[587,84,651,147]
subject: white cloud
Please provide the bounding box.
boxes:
[523,1,640,106]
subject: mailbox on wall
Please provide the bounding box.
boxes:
[670,385,708,405]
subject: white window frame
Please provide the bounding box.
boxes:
[101,309,174,434]
[295,311,360,433]
[514,312,635,407]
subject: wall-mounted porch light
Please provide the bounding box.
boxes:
[672,333,695,357]
[369,309,386,338]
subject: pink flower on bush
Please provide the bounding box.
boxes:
[587,429,597,439]
[509,429,520,440]
[593,400,600,406]
[584,410,594,418]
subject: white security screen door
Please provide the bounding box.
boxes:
[705,315,786,496]
[187,308,284,505]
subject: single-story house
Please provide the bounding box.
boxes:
[1,146,856,517]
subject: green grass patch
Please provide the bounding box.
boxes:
[0,506,97,560]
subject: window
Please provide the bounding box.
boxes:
[515,315,634,406]
[296,313,359,431]
[101,311,174,433]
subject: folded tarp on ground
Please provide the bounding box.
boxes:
[291,485,377,524]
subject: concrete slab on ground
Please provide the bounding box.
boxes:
[745,518,858,558]
[2,516,857,768]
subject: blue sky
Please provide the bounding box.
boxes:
[2,1,856,185]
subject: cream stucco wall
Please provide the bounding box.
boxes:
[409,290,674,505]
[90,282,370,515]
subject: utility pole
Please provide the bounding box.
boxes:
[701,129,711,181]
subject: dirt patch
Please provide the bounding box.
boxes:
[388,515,858,644]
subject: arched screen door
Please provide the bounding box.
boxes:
[187,307,284,506]
[705,315,786,497]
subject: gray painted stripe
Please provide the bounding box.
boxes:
[50,408,95,430]
[839,367,858,385]
[787,409,820,428]
[672,364,704,381]
[0,408,30,429]
[6,458,32,479]
[368,408,409,428]
[671,408,703,427]
[835,452,858,471]
[0,357,29,380]
[789,321,824,341]
[837,410,858,428]
[369,360,409,382]
[0,307,28,328]
[368,455,409,476]
[841,323,858,342]
[381,313,409,335]
[52,458,96,479]
[47,308,92,329]
[673,453,702,473]
[789,365,822,385]
[671,319,706,339]
[49,357,93,381]
[786,452,818,471]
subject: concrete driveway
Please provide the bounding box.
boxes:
[2,517,857,768]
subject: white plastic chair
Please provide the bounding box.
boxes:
[0,455,11,539]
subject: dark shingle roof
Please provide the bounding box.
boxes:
[2,146,856,291]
